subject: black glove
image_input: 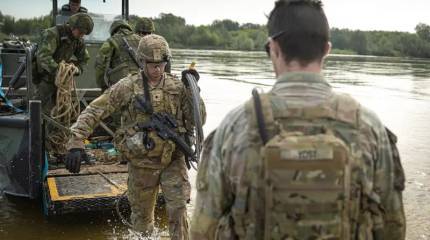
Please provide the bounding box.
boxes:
[65,148,86,173]
[181,69,200,86]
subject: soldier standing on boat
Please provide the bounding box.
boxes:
[134,17,155,37]
[34,12,93,114]
[65,34,206,240]
[191,0,406,239]
[60,0,88,16]
[95,19,141,91]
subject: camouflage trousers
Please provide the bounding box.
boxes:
[33,80,57,115]
[127,157,191,240]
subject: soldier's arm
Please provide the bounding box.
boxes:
[95,41,114,89]
[190,108,242,240]
[36,29,59,77]
[376,126,406,239]
[67,79,133,149]
[363,109,406,239]
[74,40,90,74]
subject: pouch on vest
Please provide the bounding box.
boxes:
[113,124,175,167]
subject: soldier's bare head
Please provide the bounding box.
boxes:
[266,0,331,71]
[69,0,81,14]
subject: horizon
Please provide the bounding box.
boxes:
[1,0,430,33]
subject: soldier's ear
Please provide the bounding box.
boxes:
[324,42,332,58]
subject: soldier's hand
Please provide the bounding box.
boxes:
[65,148,86,173]
[73,66,81,76]
[181,69,200,87]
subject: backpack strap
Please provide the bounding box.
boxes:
[248,88,276,145]
[56,25,69,42]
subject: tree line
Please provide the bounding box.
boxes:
[1,11,430,58]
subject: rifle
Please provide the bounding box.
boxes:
[122,38,196,168]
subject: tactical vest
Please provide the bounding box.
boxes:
[228,92,384,240]
[106,30,140,86]
[113,74,186,169]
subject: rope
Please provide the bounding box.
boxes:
[47,61,80,154]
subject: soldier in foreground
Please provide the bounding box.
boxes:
[65,34,205,240]
[95,20,141,91]
[191,0,406,239]
[34,12,93,114]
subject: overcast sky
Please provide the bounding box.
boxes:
[1,0,430,32]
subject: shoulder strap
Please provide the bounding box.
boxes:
[249,88,276,145]
[56,25,69,42]
[252,89,269,144]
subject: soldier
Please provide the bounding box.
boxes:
[65,34,205,240]
[34,12,93,114]
[191,1,406,240]
[60,0,88,16]
[95,19,141,91]
[134,17,155,37]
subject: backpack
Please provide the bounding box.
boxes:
[233,89,383,240]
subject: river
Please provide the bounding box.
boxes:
[1,49,429,239]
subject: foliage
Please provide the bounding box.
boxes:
[415,23,430,42]
[330,26,430,58]
[1,12,430,58]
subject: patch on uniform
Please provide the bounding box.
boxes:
[281,146,333,160]
[151,90,163,103]
[153,49,162,62]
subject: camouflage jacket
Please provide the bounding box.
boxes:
[67,72,206,168]
[191,72,406,240]
[36,25,89,83]
[95,28,141,90]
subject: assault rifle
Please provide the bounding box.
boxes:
[123,38,197,169]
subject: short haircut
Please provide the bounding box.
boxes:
[267,0,329,66]
[70,0,81,4]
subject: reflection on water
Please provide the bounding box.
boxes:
[1,49,430,239]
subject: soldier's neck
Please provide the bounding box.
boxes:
[148,76,163,87]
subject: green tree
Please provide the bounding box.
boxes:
[415,23,430,42]
[349,30,368,55]
[2,16,15,35]
[211,19,239,31]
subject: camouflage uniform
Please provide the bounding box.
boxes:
[34,13,92,113]
[191,72,406,240]
[67,35,206,239]
[95,20,141,91]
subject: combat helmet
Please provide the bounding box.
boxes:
[137,34,171,63]
[135,17,155,34]
[68,13,94,35]
[109,19,132,36]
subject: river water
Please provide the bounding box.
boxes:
[1,49,429,239]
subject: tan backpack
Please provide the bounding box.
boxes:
[232,89,383,240]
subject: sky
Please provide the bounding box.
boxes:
[1,0,430,32]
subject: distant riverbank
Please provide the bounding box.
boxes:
[1,11,430,58]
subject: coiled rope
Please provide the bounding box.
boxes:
[48,61,80,154]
